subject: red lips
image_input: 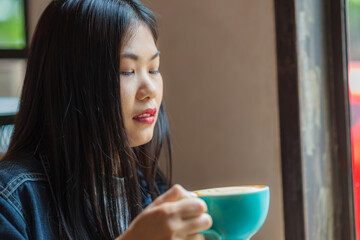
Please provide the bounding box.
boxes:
[132,108,156,124]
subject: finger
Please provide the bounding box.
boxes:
[175,198,208,219]
[181,213,213,235]
[185,233,206,240]
[152,184,196,207]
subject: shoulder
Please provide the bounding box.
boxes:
[0,156,57,239]
[0,156,48,196]
[0,156,49,218]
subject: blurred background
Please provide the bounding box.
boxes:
[150,1,283,239]
[348,0,360,238]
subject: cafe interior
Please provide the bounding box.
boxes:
[0,0,359,239]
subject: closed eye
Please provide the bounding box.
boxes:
[149,70,160,74]
[121,71,134,76]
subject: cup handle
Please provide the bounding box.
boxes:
[201,229,223,240]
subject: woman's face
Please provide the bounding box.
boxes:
[120,23,163,147]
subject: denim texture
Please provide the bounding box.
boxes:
[0,156,168,239]
[0,157,58,239]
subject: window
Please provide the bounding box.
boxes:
[348,0,360,238]
[0,0,28,58]
[275,0,355,238]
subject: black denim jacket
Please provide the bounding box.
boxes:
[0,156,168,239]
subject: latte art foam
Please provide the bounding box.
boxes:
[194,186,266,196]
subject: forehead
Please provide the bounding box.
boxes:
[121,23,157,53]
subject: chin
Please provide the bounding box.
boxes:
[129,134,154,147]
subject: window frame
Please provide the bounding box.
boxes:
[275,0,355,239]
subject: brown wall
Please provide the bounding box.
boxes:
[28,1,284,239]
[148,1,284,239]
[28,0,52,39]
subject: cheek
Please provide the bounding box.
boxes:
[157,78,164,102]
[120,81,133,117]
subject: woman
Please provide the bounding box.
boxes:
[0,0,212,239]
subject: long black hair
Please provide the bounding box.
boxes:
[3,0,172,239]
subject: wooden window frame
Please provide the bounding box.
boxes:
[275,0,355,239]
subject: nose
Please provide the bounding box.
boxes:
[136,72,157,101]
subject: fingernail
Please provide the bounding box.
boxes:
[201,200,208,212]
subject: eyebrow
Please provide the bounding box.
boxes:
[120,50,160,61]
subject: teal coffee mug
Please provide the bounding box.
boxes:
[194,185,270,240]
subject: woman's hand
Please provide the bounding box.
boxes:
[117,184,212,240]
